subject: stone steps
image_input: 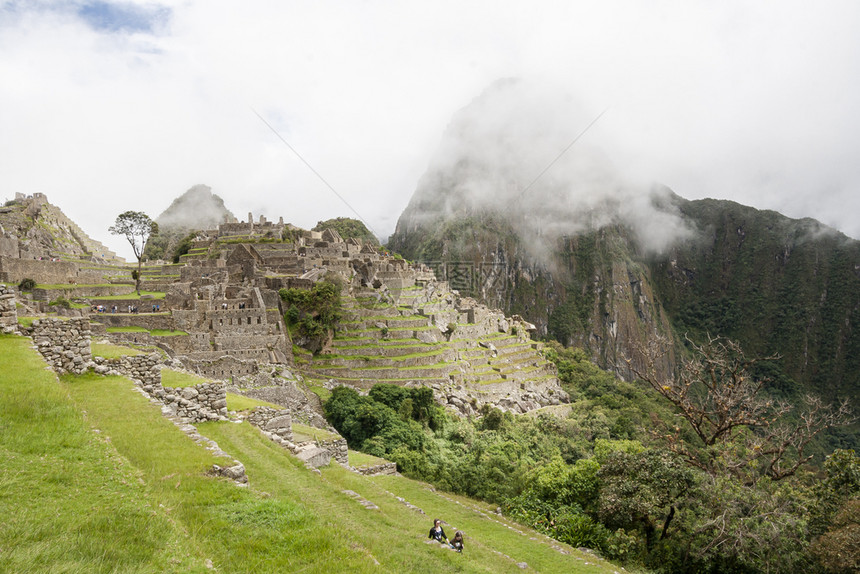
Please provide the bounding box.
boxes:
[325,343,448,357]
[491,348,538,363]
[309,363,460,380]
[332,337,428,348]
[341,327,436,340]
[308,347,458,369]
[313,375,452,389]
[466,368,506,383]
[340,317,432,330]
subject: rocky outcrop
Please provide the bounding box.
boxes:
[0,193,121,262]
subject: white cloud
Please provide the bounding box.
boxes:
[1,0,858,261]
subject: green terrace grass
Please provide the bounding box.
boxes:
[160,368,211,388]
[36,283,116,289]
[92,341,146,358]
[199,419,620,573]
[151,329,188,336]
[225,392,282,412]
[17,316,38,328]
[1,335,623,572]
[312,349,451,363]
[97,290,167,300]
[308,384,332,402]
[291,422,340,442]
[106,326,149,333]
[348,450,388,467]
[0,335,202,572]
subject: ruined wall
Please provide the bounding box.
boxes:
[0,235,19,258]
[246,407,293,442]
[95,314,175,330]
[318,437,348,465]
[93,353,161,390]
[107,331,195,354]
[161,382,228,422]
[352,462,397,476]
[0,257,79,284]
[0,284,17,334]
[185,354,259,380]
[31,317,92,374]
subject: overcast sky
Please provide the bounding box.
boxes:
[1,0,858,261]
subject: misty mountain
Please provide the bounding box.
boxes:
[144,184,234,262]
[389,80,860,417]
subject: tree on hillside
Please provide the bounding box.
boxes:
[109,211,158,295]
[626,335,854,485]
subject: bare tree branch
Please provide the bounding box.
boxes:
[624,334,855,484]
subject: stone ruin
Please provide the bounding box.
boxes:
[3,205,571,474]
[0,284,17,334]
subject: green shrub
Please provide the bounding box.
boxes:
[17,278,36,291]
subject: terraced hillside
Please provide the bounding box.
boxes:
[0,332,623,574]
[297,282,568,415]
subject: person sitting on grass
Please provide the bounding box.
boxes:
[428,518,448,544]
[449,531,464,553]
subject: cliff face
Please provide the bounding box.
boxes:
[390,210,677,382]
[389,80,859,401]
[648,197,860,401]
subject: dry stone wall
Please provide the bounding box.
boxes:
[245,405,349,467]
[0,284,17,334]
[246,407,293,442]
[160,382,228,422]
[351,462,397,476]
[91,352,227,424]
[318,437,348,465]
[31,317,92,374]
[93,353,161,390]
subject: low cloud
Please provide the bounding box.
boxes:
[409,79,695,261]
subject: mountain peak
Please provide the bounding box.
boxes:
[155,184,234,231]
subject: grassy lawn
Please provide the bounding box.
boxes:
[17,316,38,328]
[92,341,147,358]
[225,392,282,412]
[292,422,340,442]
[348,450,389,467]
[106,326,149,333]
[160,368,211,388]
[1,333,625,573]
[151,329,188,336]
[35,283,116,289]
[0,335,201,572]
[308,384,332,402]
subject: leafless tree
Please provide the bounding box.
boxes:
[625,334,854,485]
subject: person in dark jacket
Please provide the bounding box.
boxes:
[428,519,448,543]
[449,531,464,552]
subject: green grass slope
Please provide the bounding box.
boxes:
[0,333,624,573]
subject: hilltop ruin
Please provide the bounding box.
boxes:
[2,194,568,417]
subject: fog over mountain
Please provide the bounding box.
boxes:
[2,1,858,262]
[400,79,696,263]
[155,184,234,231]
